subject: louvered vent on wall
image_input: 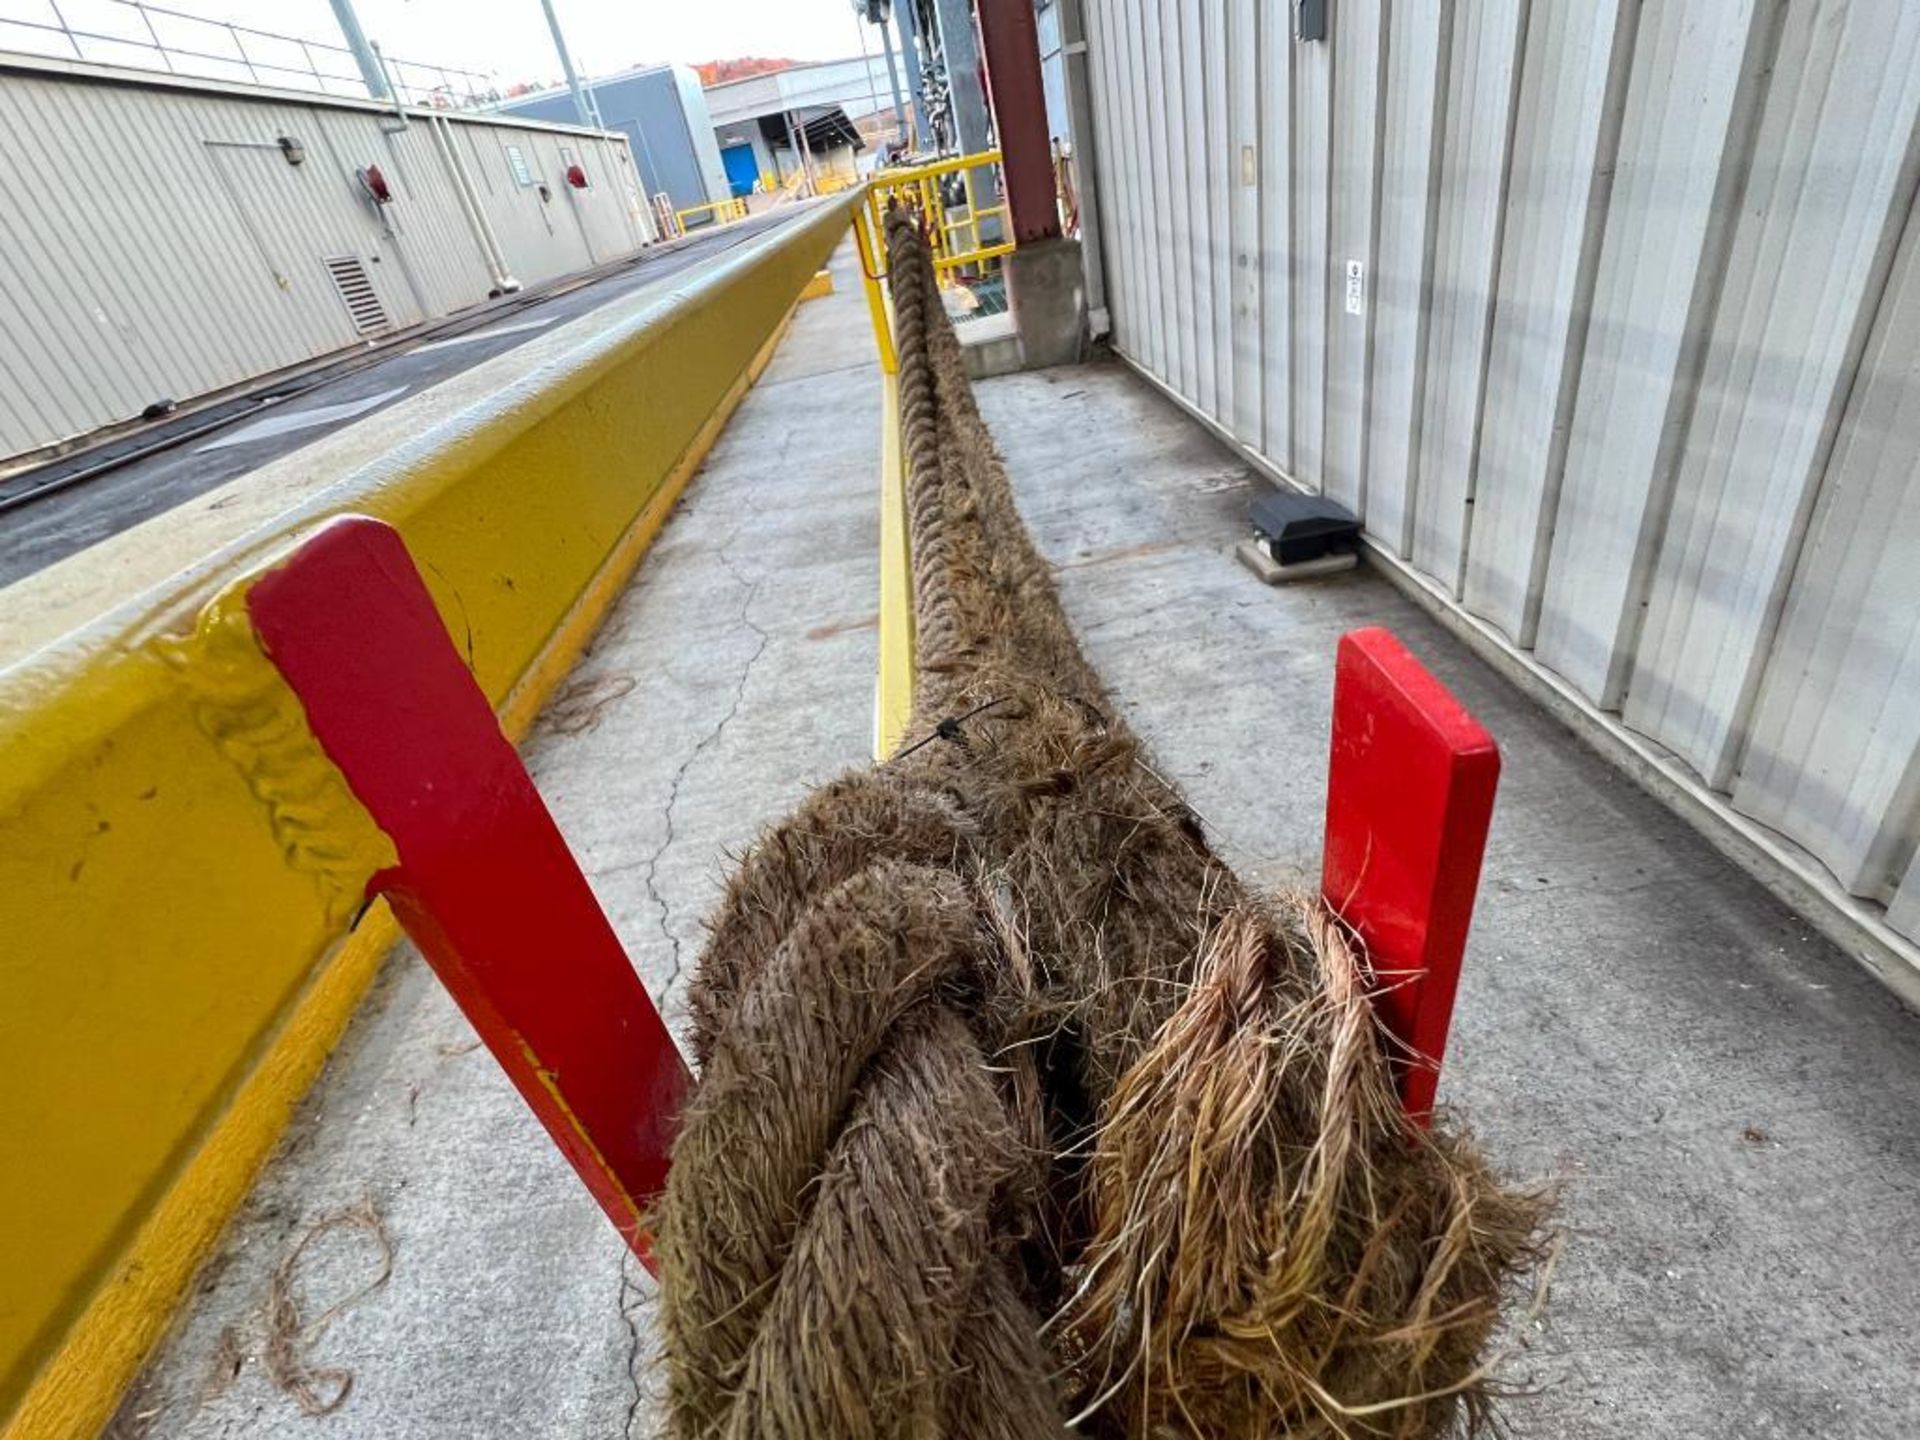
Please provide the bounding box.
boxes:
[324,255,391,337]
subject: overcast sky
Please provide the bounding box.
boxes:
[10,0,877,89]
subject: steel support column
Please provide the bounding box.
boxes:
[328,0,388,100]
[933,0,993,156]
[539,0,601,130]
[976,0,1062,242]
[894,0,932,148]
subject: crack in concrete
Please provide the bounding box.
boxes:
[614,539,770,1440]
[617,1248,649,1440]
[636,537,770,1006]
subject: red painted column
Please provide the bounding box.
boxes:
[976,0,1063,243]
[247,516,691,1270]
[1321,628,1500,1126]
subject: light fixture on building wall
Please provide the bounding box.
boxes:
[277,135,306,166]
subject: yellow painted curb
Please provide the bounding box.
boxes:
[800,268,835,301]
[0,195,860,1440]
[873,370,914,760]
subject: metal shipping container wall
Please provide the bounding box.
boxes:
[1082,0,1920,984]
[0,55,650,460]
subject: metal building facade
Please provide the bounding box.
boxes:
[496,63,730,215]
[1080,0,1920,978]
[0,53,652,461]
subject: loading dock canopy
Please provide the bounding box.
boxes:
[757,107,865,154]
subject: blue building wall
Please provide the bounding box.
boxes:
[500,66,725,213]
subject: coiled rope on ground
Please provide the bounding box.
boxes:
[654,209,1551,1440]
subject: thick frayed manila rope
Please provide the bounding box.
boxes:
[653,207,1554,1440]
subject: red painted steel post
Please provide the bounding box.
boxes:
[1321,627,1499,1126]
[976,0,1063,243]
[247,516,691,1271]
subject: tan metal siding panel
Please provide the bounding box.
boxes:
[1408,0,1527,593]
[373,118,494,318]
[1463,0,1636,645]
[1624,1,1920,787]
[1320,0,1384,513]
[176,92,327,374]
[1361,0,1448,553]
[1135,0,1174,387]
[1080,1,1128,348]
[0,78,152,442]
[1112,0,1155,368]
[1174,0,1218,421]
[1201,0,1234,434]
[1732,198,1920,906]
[1291,18,1331,491]
[80,85,255,387]
[1151,0,1195,404]
[1532,0,1776,706]
[1224,0,1263,446]
[0,80,173,410]
[0,92,92,448]
[1256,0,1294,466]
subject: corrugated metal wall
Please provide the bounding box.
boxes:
[1083,0,1920,960]
[0,57,649,460]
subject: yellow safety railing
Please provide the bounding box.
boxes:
[864,149,1016,282]
[674,195,750,233]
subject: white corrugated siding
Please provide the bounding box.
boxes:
[0,60,649,459]
[1081,0,1920,962]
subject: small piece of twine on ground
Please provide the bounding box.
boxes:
[263,1193,394,1417]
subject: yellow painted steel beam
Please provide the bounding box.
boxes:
[873,369,914,760]
[0,192,862,1440]
[871,147,1006,188]
[934,241,1019,271]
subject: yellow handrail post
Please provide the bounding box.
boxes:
[874,365,914,759]
[852,204,897,377]
[855,188,912,757]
